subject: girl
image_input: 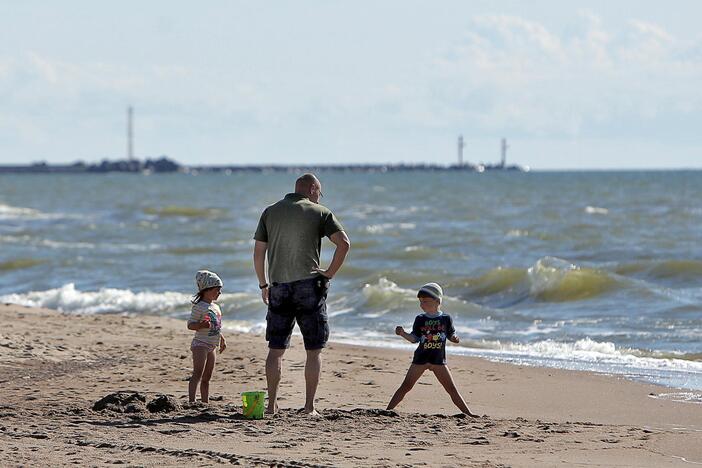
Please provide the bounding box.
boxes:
[188,270,226,403]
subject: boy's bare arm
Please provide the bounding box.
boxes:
[395,326,418,343]
[449,334,460,344]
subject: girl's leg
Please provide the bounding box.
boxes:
[386,364,427,410]
[200,349,217,403]
[431,365,477,417]
[189,347,208,402]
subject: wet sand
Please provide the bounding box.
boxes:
[0,303,700,467]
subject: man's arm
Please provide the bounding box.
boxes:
[253,240,269,305]
[317,230,350,279]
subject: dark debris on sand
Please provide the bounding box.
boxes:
[93,392,180,414]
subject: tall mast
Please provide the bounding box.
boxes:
[127,106,134,160]
[500,137,508,168]
[458,135,465,166]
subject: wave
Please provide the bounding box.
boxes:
[166,246,221,255]
[387,245,440,260]
[0,202,75,221]
[0,203,42,219]
[584,206,609,215]
[363,223,416,234]
[333,277,490,320]
[649,392,702,404]
[615,259,702,283]
[143,205,227,218]
[0,258,46,271]
[450,336,702,374]
[0,283,191,314]
[458,267,528,297]
[0,235,161,252]
[0,284,263,317]
[451,257,620,304]
[359,278,418,312]
[527,257,619,302]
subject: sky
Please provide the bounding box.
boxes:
[1,1,701,169]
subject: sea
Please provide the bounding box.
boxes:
[1,171,701,398]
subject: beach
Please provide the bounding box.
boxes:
[1,303,700,467]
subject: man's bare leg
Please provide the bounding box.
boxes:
[302,348,322,415]
[387,364,426,410]
[266,348,286,414]
[432,365,478,417]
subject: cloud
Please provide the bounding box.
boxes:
[406,13,702,138]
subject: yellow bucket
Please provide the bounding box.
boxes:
[241,391,266,419]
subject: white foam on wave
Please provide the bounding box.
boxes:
[459,337,702,377]
[0,202,82,221]
[0,235,161,252]
[364,223,416,234]
[506,229,529,237]
[0,203,43,220]
[527,257,577,295]
[584,206,609,215]
[1,284,264,317]
[0,283,190,314]
[222,321,266,335]
[649,392,702,404]
[332,331,702,390]
[512,320,564,336]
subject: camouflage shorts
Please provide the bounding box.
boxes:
[266,275,330,350]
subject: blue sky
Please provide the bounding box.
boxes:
[1,1,701,169]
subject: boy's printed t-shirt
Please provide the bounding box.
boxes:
[189,300,222,346]
[411,312,455,365]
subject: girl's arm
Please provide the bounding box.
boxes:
[395,326,418,343]
[219,335,227,353]
[188,304,211,330]
[187,321,210,331]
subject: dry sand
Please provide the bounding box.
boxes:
[0,303,700,467]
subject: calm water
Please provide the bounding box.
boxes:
[1,171,701,392]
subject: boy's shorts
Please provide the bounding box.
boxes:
[266,275,330,350]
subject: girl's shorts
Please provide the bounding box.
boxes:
[191,339,217,353]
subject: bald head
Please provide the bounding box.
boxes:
[295,173,323,203]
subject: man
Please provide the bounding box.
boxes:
[253,173,350,415]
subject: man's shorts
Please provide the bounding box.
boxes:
[266,275,330,350]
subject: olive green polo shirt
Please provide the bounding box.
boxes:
[254,193,344,284]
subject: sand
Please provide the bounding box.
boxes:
[0,303,700,467]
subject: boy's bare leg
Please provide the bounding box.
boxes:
[302,349,322,415]
[189,347,208,402]
[266,348,286,414]
[200,350,216,403]
[432,365,478,417]
[387,364,426,410]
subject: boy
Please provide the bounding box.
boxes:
[387,282,477,417]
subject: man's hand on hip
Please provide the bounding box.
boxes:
[312,268,333,279]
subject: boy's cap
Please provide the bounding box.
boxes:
[195,270,223,292]
[418,282,443,300]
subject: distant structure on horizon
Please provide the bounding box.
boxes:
[127,106,134,161]
[453,135,525,172]
[457,134,465,166]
